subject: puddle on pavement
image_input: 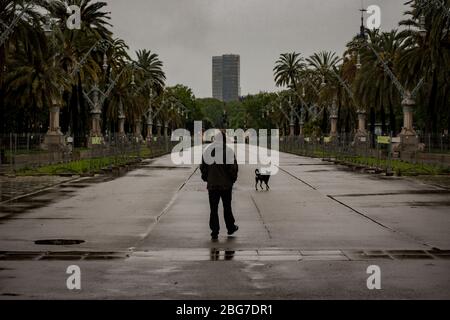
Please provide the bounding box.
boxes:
[34,239,85,245]
[334,189,450,198]
[140,166,191,170]
[126,174,153,178]
[407,201,450,207]
[1,293,21,297]
[0,170,142,221]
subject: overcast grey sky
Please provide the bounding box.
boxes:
[106,0,407,98]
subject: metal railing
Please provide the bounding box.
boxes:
[279,133,450,176]
[0,133,175,174]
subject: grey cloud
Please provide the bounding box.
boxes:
[107,0,405,98]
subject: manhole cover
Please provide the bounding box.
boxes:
[34,239,85,245]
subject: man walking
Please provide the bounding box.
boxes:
[200,131,239,240]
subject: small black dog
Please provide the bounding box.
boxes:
[255,169,270,191]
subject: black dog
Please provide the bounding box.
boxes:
[255,169,270,191]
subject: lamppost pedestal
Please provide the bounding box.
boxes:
[88,112,104,148]
[299,120,305,138]
[163,123,169,138]
[134,120,144,143]
[118,114,128,144]
[156,121,162,137]
[289,121,295,137]
[329,101,339,139]
[146,121,153,142]
[353,109,368,146]
[397,93,420,152]
[330,116,338,138]
[42,105,66,151]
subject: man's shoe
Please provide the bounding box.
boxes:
[227,225,239,236]
[211,234,218,240]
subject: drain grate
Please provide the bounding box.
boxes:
[34,239,85,245]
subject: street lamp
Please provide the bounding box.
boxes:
[41,17,66,151]
[356,53,362,70]
[418,14,427,37]
[146,88,154,141]
[102,53,108,72]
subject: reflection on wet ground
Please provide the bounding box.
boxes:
[0,175,73,202]
[210,249,236,261]
[0,172,132,221]
[1,248,449,262]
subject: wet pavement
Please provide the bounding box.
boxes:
[0,175,76,203]
[0,145,449,299]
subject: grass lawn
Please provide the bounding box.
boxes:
[16,156,133,176]
[15,146,170,176]
[283,147,450,176]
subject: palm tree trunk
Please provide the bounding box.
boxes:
[388,103,396,135]
[380,105,386,135]
[370,107,376,147]
[0,44,5,134]
[321,107,328,135]
[427,69,438,134]
[345,111,351,133]
[336,88,342,133]
[77,74,89,147]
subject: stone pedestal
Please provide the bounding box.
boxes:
[289,122,295,137]
[88,112,104,148]
[146,107,153,141]
[353,110,368,146]
[397,92,419,152]
[42,105,66,151]
[330,116,338,137]
[329,101,338,138]
[117,114,127,143]
[156,121,162,137]
[163,123,169,138]
[299,121,304,138]
[146,122,153,141]
[134,120,143,143]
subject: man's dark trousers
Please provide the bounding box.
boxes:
[208,189,235,236]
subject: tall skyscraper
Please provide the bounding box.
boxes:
[212,54,240,102]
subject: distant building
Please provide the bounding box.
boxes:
[212,54,240,102]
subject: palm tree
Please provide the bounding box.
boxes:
[274,52,305,91]
[0,0,43,133]
[397,0,450,134]
[353,30,403,137]
[135,49,166,93]
[4,30,70,129]
[38,0,113,141]
[306,51,341,134]
[132,49,166,137]
[306,51,341,101]
[40,0,112,40]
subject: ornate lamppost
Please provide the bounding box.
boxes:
[355,6,424,152]
[146,88,154,141]
[42,19,66,151]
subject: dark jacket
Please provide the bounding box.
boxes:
[200,144,238,190]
